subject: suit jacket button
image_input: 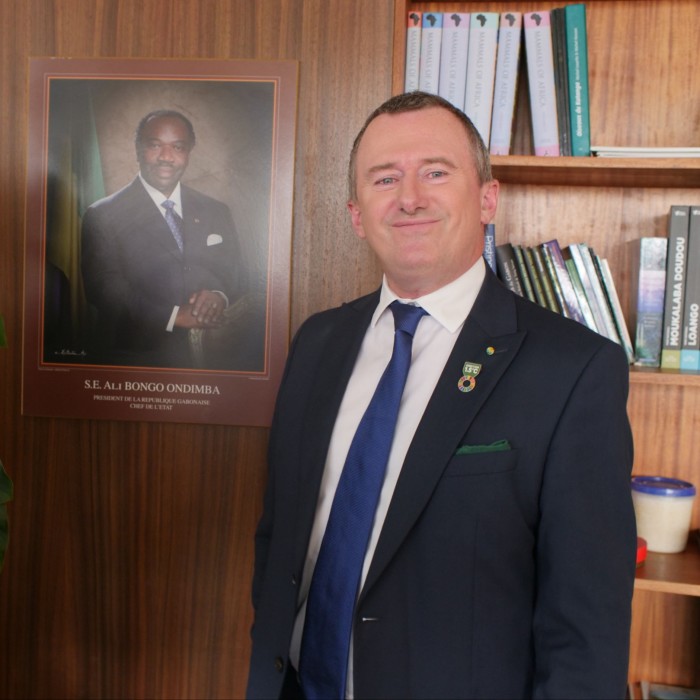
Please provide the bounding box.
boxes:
[274,657,284,673]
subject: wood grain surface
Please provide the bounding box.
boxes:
[0,1,393,697]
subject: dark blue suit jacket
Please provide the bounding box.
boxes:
[81,177,245,367]
[247,270,636,699]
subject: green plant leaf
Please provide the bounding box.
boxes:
[0,459,13,573]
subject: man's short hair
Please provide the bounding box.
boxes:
[348,91,492,200]
[135,110,196,148]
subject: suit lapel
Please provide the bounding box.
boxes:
[362,273,527,595]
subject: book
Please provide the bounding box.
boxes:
[540,239,586,325]
[522,245,549,309]
[483,223,497,273]
[661,205,691,370]
[564,3,591,156]
[538,242,569,316]
[495,243,524,296]
[581,243,625,344]
[405,11,423,91]
[489,11,523,155]
[418,11,443,94]
[551,7,572,156]
[523,10,560,156]
[632,237,668,367]
[567,243,621,343]
[680,206,700,371]
[596,255,635,362]
[564,255,599,332]
[592,146,700,158]
[438,12,470,109]
[642,680,700,699]
[464,11,499,145]
[513,244,537,303]
[530,245,560,313]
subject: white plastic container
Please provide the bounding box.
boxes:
[631,476,696,554]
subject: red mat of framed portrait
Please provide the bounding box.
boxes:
[22,57,298,427]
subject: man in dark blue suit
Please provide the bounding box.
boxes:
[247,92,636,699]
[81,109,256,369]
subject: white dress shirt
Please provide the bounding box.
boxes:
[139,175,183,331]
[290,257,486,696]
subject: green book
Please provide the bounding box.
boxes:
[513,244,537,303]
[565,3,591,156]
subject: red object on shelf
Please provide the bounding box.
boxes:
[636,537,648,567]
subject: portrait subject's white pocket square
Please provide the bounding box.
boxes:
[207,234,223,246]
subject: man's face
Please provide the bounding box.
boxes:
[347,107,499,299]
[136,116,193,196]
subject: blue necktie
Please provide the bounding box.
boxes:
[162,199,184,251]
[299,301,427,699]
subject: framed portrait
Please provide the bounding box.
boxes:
[22,57,298,426]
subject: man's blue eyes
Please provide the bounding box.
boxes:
[375,171,446,185]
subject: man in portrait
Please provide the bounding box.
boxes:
[80,109,262,370]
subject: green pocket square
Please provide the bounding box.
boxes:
[455,439,511,455]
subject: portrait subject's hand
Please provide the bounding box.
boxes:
[175,290,226,329]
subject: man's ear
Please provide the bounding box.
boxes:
[347,200,366,240]
[480,179,500,226]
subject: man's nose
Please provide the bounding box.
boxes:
[157,145,176,162]
[398,177,427,214]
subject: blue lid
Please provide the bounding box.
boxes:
[631,476,696,497]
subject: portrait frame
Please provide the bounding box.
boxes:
[22,57,298,427]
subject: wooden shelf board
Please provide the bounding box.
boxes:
[634,543,700,597]
[491,156,700,189]
[629,367,700,387]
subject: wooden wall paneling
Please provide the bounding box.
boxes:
[629,590,700,688]
[0,1,395,698]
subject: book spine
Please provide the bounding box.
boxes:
[464,11,500,145]
[538,242,570,317]
[551,7,571,156]
[564,256,599,332]
[483,223,497,273]
[579,243,623,344]
[633,238,668,367]
[661,205,690,370]
[565,3,591,156]
[523,10,560,156]
[513,244,537,303]
[522,246,548,309]
[597,255,635,363]
[489,11,522,155]
[680,206,700,371]
[405,11,423,92]
[438,12,470,110]
[495,243,524,296]
[567,243,618,341]
[531,245,560,313]
[419,12,443,94]
[541,239,586,325]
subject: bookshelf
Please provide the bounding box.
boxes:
[393,0,700,689]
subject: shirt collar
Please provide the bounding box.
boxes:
[372,257,486,333]
[138,173,183,212]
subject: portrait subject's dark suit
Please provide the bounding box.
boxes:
[81,177,247,368]
[248,269,636,700]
